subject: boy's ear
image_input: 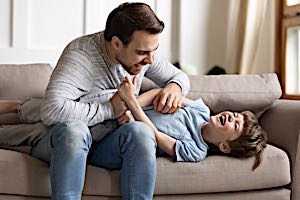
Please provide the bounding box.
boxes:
[218,143,231,154]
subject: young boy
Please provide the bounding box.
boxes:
[117,76,267,171]
[0,76,267,170]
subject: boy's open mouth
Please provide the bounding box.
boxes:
[219,115,226,126]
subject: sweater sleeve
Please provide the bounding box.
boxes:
[41,50,114,126]
[145,54,190,96]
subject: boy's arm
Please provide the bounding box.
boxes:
[136,88,161,107]
[137,89,193,108]
[118,76,176,156]
[127,96,176,156]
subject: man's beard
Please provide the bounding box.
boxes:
[116,58,134,75]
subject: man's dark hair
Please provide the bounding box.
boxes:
[104,2,165,45]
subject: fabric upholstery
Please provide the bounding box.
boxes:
[259,99,300,200]
[0,64,52,100]
[0,64,293,199]
[141,73,282,116]
[0,145,290,197]
[187,73,282,115]
[0,188,291,200]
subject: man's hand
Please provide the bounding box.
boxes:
[118,110,135,125]
[110,92,128,118]
[153,82,183,114]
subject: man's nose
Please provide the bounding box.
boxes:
[144,53,154,64]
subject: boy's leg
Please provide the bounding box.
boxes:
[0,100,21,113]
[31,120,92,200]
[88,121,157,200]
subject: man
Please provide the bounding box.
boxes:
[30,2,190,200]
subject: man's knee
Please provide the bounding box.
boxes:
[119,121,156,156]
[125,121,155,141]
[51,120,92,149]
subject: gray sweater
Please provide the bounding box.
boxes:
[41,31,190,126]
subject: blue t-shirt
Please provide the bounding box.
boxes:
[144,98,210,162]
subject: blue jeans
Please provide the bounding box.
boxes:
[31,120,157,200]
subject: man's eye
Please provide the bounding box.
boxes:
[137,51,146,55]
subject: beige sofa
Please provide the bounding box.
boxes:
[0,63,299,200]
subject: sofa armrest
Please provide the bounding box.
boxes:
[259,99,300,200]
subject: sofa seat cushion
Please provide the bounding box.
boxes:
[0,145,290,197]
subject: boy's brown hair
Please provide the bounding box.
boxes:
[227,111,267,171]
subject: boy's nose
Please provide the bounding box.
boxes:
[228,113,233,122]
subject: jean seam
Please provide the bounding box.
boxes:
[129,147,134,200]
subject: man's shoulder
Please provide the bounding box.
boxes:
[65,31,103,53]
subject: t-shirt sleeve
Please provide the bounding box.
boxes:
[186,98,210,121]
[175,140,207,162]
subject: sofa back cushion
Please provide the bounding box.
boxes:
[142,73,282,116]
[0,64,53,100]
[187,73,282,115]
[0,64,281,117]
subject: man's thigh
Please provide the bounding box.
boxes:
[88,121,156,170]
[88,124,125,170]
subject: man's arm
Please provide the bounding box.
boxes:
[144,54,190,114]
[41,50,125,126]
[118,76,176,156]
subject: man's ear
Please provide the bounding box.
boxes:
[111,36,123,49]
[218,143,231,154]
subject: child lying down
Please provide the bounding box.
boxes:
[0,77,267,170]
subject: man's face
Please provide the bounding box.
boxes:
[209,111,244,144]
[115,30,159,75]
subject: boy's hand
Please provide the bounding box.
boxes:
[153,82,183,114]
[117,76,138,102]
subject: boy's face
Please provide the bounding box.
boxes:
[209,111,244,152]
[115,30,159,75]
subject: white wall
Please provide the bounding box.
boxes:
[0,0,275,75]
[179,0,230,74]
[178,0,275,74]
[0,0,172,68]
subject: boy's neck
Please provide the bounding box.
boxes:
[201,123,216,145]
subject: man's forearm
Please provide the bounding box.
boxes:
[136,88,193,108]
